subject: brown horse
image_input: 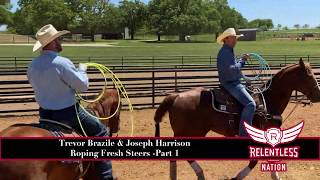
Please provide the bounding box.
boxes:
[0,89,121,180]
[154,59,320,180]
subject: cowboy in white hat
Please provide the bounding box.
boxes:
[27,24,115,180]
[216,28,256,138]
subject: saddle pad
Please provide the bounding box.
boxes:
[200,88,265,114]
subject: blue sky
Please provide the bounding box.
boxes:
[8,0,320,28]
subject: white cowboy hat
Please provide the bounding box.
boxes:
[216,28,243,44]
[33,24,70,52]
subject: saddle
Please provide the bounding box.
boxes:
[201,86,283,134]
[12,119,81,137]
[12,119,90,176]
[200,86,266,115]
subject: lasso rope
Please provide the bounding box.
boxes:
[75,63,134,137]
[241,53,272,93]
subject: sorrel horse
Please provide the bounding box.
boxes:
[154,59,320,180]
[0,89,121,180]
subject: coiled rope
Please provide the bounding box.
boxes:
[75,63,134,137]
[241,53,272,93]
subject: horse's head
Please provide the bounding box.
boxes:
[292,58,320,102]
[88,89,121,135]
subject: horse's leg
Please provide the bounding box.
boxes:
[82,162,100,180]
[170,160,177,180]
[233,160,258,180]
[0,127,82,180]
[188,160,205,180]
[271,171,281,180]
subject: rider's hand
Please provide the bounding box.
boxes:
[241,54,250,61]
[79,63,87,72]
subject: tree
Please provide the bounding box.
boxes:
[202,0,222,38]
[169,0,208,41]
[11,0,76,34]
[0,0,10,4]
[119,0,146,40]
[207,0,247,39]
[277,24,282,30]
[248,19,273,30]
[0,1,12,25]
[302,24,309,29]
[69,0,110,41]
[10,7,34,34]
[148,0,214,41]
[101,4,124,33]
[148,0,182,41]
[294,24,300,29]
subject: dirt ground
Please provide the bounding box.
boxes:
[0,102,319,180]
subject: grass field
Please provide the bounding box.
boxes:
[1,40,320,58]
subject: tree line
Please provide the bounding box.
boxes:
[1,0,275,41]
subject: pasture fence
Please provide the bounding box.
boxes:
[0,55,319,116]
[1,55,320,74]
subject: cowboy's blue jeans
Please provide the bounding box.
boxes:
[221,82,256,136]
[39,103,113,180]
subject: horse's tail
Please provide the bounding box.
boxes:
[154,94,178,137]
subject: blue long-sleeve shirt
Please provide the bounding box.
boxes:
[217,44,246,85]
[27,50,89,110]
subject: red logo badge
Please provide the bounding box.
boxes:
[244,121,304,147]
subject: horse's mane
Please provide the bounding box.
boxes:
[274,62,311,78]
[265,62,313,93]
[265,63,300,91]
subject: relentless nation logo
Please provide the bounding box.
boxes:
[244,121,304,172]
[244,121,304,147]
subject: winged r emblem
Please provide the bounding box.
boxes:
[244,121,304,147]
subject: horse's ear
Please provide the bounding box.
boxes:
[299,58,305,68]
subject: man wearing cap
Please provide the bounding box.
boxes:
[216,28,256,137]
[27,24,115,180]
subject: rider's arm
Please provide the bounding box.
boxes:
[221,50,245,70]
[56,57,89,92]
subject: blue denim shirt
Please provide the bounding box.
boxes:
[27,50,89,110]
[217,44,245,85]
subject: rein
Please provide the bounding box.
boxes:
[282,91,312,124]
[77,162,92,179]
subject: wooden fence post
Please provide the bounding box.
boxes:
[175,65,178,92]
[284,55,287,66]
[152,56,155,68]
[181,56,184,66]
[14,57,17,71]
[121,56,124,70]
[152,70,155,108]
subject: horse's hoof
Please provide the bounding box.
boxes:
[112,171,118,180]
[197,175,205,180]
[218,175,233,180]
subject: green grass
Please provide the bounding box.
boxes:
[1,40,320,58]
